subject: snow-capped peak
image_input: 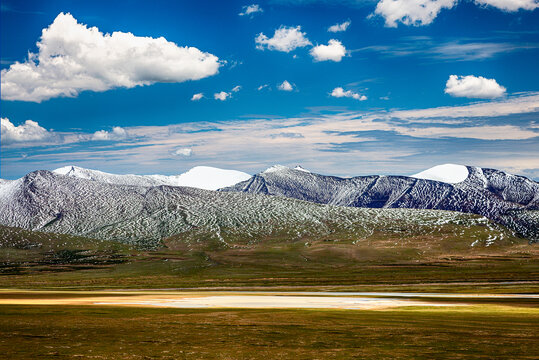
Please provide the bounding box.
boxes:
[411,164,469,184]
[148,166,251,190]
[263,165,311,174]
[263,165,290,173]
[294,165,310,173]
[53,166,108,179]
[52,165,250,190]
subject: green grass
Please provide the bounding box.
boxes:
[0,305,537,359]
[0,224,537,292]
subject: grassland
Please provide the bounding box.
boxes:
[0,224,537,292]
[0,224,537,358]
[0,304,537,359]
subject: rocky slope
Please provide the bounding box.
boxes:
[0,170,513,248]
[222,165,539,241]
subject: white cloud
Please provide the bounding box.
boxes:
[373,0,458,27]
[239,4,263,16]
[475,0,538,11]
[255,26,311,52]
[257,84,269,91]
[310,39,347,62]
[191,93,204,101]
[400,124,537,140]
[232,85,242,92]
[1,118,52,144]
[444,75,507,99]
[270,132,305,139]
[214,91,231,101]
[358,40,538,62]
[278,80,294,91]
[392,92,538,118]
[0,13,221,102]
[91,126,128,141]
[173,147,192,157]
[331,87,367,101]
[4,93,538,178]
[328,20,351,32]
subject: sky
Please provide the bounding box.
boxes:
[1,0,538,180]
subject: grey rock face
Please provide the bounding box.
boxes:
[0,170,512,247]
[222,166,539,241]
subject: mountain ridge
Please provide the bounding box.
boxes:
[0,169,515,248]
[221,165,539,241]
[51,165,251,190]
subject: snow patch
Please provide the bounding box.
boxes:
[148,166,251,191]
[53,165,250,190]
[263,165,290,173]
[294,166,310,173]
[411,164,469,184]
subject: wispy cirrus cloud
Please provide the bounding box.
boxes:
[475,0,538,12]
[2,93,538,179]
[355,38,539,61]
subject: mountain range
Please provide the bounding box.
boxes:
[0,164,537,246]
[223,164,539,242]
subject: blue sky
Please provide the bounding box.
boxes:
[1,0,538,179]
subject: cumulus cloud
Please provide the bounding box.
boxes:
[475,0,538,11]
[1,118,53,144]
[91,127,128,141]
[232,85,242,92]
[255,26,311,52]
[278,80,294,91]
[239,4,263,16]
[257,84,269,91]
[444,75,507,99]
[0,13,221,102]
[373,0,458,27]
[328,20,351,32]
[331,87,367,101]
[191,93,204,101]
[310,39,347,62]
[214,91,231,101]
[173,147,192,157]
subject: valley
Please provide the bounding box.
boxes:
[0,164,537,359]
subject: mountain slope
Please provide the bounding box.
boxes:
[0,170,514,248]
[222,165,539,241]
[52,165,250,190]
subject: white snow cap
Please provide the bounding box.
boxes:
[411,164,469,184]
[152,166,251,190]
[263,165,290,173]
[53,165,250,190]
[262,165,311,174]
[294,165,310,173]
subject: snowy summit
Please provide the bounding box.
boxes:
[147,166,251,190]
[53,165,250,190]
[411,164,469,184]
